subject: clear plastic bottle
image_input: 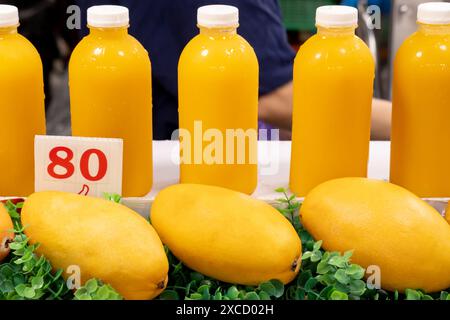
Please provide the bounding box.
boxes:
[290,6,374,197]
[178,5,259,194]
[391,2,450,197]
[69,6,153,197]
[0,5,46,196]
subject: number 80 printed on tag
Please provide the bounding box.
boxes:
[35,135,123,197]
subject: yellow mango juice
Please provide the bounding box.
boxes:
[69,6,153,197]
[178,5,258,194]
[391,3,450,197]
[0,5,46,196]
[290,6,374,197]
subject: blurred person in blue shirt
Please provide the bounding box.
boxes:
[75,0,391,140]
[341,0,391,13]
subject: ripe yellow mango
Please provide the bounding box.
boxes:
[21,192,169,300]
[301,178,450,293]
[151,184,302,286]
[0,204,14,262]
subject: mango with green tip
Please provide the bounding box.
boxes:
[151,184,302,286]
[301,178,450,293]
[21,191,169,300]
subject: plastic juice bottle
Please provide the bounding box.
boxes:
[178,5,259,195]
[391,2,450,198]
[290,6,374,197]
[69,6,153,197]
[0,5,46,197]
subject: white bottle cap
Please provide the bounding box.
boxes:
[418,2,450,25]
[87,5,129,28]
[316,5,358,27]
[197,5,239,28]
[0,5,19,28]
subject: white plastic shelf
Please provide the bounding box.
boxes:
[120,141,392,217]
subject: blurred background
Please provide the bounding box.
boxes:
[0,0,447,136]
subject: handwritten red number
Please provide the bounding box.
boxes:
[80,149,108,182]
[47,147,75,179]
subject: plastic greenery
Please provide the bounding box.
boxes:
[160,247,285,301]
[0,200,72,300]
[0,200,122,301]
[1,191,449,301]
[74,279,122,300]
[159,188,450,301]
[103,193,122,204]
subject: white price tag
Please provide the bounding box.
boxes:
[34,135,123,197]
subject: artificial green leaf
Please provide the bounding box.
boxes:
[301,252,312,261]
[0,280,15,293]
[259,282,276,296]
[310,251,323,263]
[85,279,98,293]
[23,287,36,299]
[307,291,319,300]
[270,280,284,298]
[394,290,399,301]
[190,272,205,282]
[258,291,271,300]
[319,286,335,299]
[405,289,422,300]
[328,256,347,269]
[244,292,260,300]
[334,282,350,294]
[213,291,223,301]
[31,277,44,290]
[346,264,365,280]
[92,286,107,300]
[343,250,353,260]
[297,270,313,286]
[198,285,211,300]
[305,278,318,291]
[330,291,349,300]
[295,288,305,300]
[77,294,93,300]
[74,288,88,298]
[313,241,323,252]
[15,283,27,297]
[334,269,351,285]
[8,242,25,251]
[317,260,333,275]
[160,290,180,300]
[227,286,239,300]
[316,274,336,286]
[189,293,203,300]
[0,265,15,278]
[349,280,366,296]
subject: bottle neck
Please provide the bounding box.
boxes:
[316,25,356,38]
[0,25,18,37]
[199,25,238,39]
[88,25,129,38]
[418,23,450,35]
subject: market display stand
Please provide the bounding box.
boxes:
[2,141,447,218]
[122,141,393,217]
